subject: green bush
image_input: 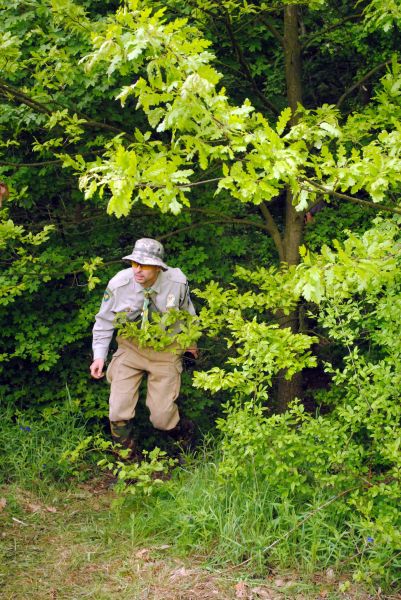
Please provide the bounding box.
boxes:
[115,219,401,590]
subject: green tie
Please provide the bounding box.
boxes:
[141,288,154,329]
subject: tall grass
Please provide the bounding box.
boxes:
[123,450,361,579]
[1,405,399,591]
[115,443,401,591]
[0,401,90,491]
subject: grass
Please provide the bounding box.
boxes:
[0,404,92,492]
[0,478,384,600]
[111,449,401,595]
[0,408,399,598]
[118,458,354,573]
[0,480,193,598]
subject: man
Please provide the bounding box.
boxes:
[90,238,197,455]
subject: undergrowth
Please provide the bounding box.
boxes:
[1,405,400,595]
[115,443,401,595]
[0,401,93,492]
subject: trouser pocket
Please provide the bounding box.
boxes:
[106,347,125,383]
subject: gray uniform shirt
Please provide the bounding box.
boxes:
[92,267,196,360]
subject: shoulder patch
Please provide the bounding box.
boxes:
[102,288,112,302]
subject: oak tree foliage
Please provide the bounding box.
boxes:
[1,0,401,583]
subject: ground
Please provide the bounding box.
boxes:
[0,478,397,600]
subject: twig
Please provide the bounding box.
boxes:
[302,180,401,216]
[12,517,28,526]
[336,59,392,109]
[301,13,363,50]
[220,6,279,116]
[382,549,401,570]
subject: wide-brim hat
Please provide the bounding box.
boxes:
[122,237,168,270]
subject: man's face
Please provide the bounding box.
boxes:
[131,262,161,287]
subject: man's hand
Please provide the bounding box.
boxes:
[90,358,105,379]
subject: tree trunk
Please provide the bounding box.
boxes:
[283,5,303,119]
[276,5,304,411]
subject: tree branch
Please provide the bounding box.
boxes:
[0,78,133,139]
[259,201,284,261]
[158,209,286,244]
[302,179,401,216]
[176,177,222,188]
[188,206,278,234]
[0,159,63,168]
[130,177,223,191]
[301,13,363,50]
[220,8,279,116]
[157,220,236,241]
[0,150,99,169]
[258,14,284,47]
[0,80,51,115]
[336,59,392,109]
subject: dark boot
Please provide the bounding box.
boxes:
[109,419,141,461]
[165,417,196,450]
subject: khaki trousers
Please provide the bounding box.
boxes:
[106,337,182,430]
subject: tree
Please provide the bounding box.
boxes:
[73,0,401,408]
[2,1,401,582]
[2,0,401,414]
[0,0,259,423]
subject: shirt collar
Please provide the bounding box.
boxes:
[151,272,162,293]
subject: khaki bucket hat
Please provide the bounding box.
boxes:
[122,238,168,270]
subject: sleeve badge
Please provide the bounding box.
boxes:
[103,288,112,302]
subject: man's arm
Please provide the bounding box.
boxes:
[90,286,115,378]
[179,282,196,316]
[180,281,198,358]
